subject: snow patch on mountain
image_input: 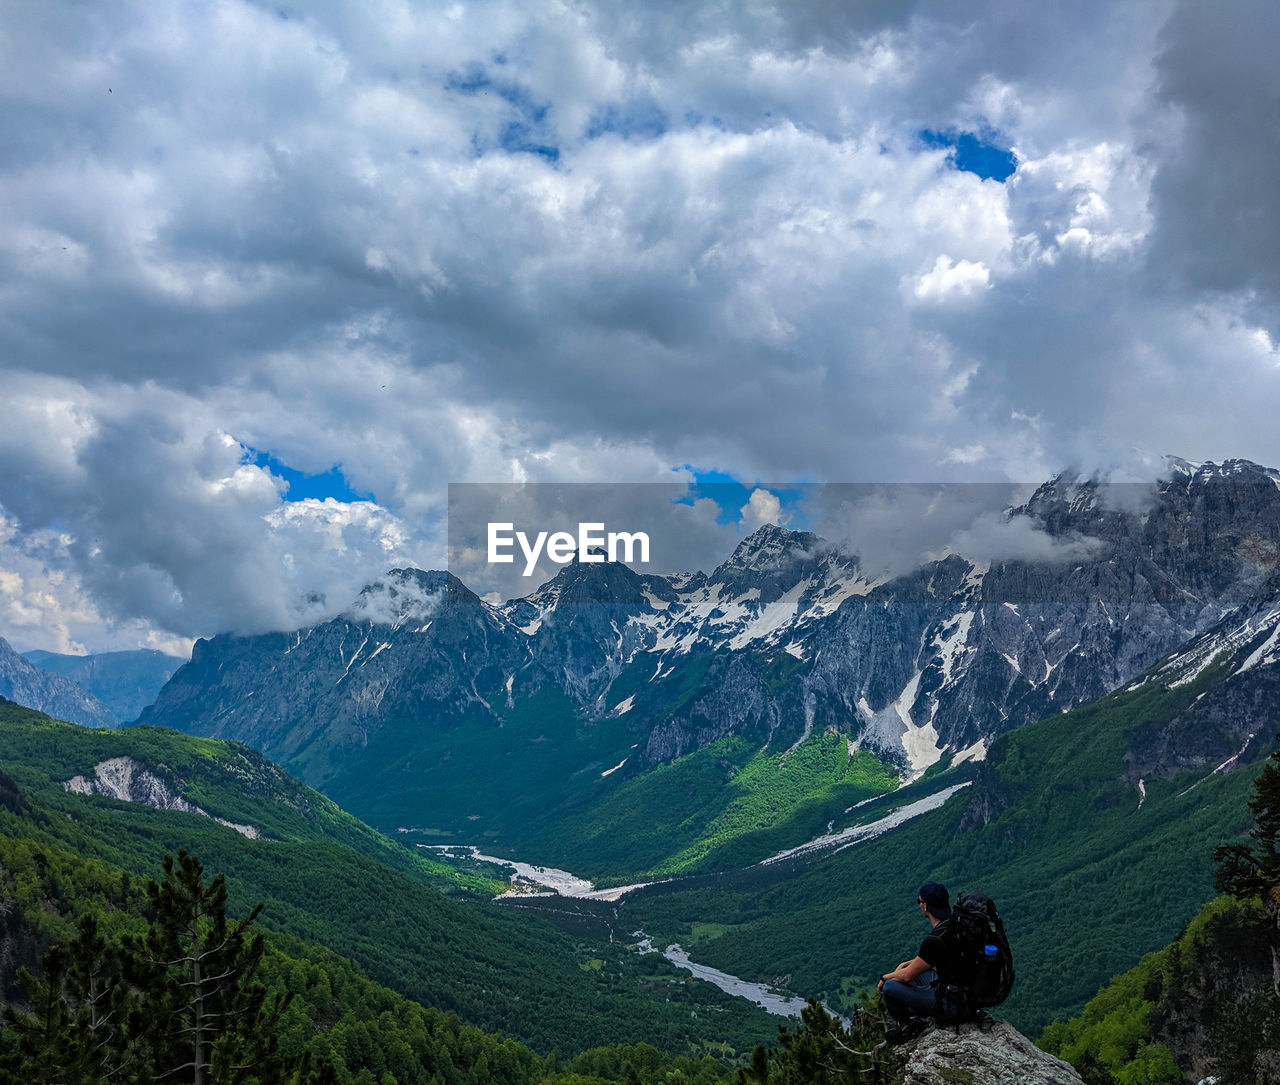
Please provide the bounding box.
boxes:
[953,738,987,765]
[761,782,970,865]
[891,671,944,772]
[365,641,392,664]
[728,580,806,648]
[1156,592,1280,689]
[932,611,974,688]
[1235,612,1280,675]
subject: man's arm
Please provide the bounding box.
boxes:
[876,955,931,991]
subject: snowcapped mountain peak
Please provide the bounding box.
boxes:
[715,523,820,574]
[1164,456,1280,486]
[513,554,654,608]
[1019,471,1106,521]
[1164,454,1202,478]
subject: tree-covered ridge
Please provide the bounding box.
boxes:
[0,703,779,1057]
[511,730,900,883]
[1041,736,1280,1084]
[0,834,748,1085]
[621,657,1269,1035]
[0,700,502,897]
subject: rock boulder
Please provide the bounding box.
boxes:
[897,1020,1082,1085]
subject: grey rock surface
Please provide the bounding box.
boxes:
[898,1020,1082,1085]
[63,755,260,838]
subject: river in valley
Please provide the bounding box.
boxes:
[423,845,826,1019]
[421,786,959,1018]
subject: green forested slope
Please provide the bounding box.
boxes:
[1041,735,1280,1083]
[327,678,902,885]
[0,703,502,895]
[0,816,747,1085]
[1039,894,1278,1084]
[504,731,900,882]
[0,702,777,1058]
[621,664,1271,1035]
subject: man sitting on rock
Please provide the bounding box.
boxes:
[876,881,962,1041]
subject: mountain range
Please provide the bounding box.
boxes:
[21,647,183,723]
[0,637,117,729]
[134,458,1280,874]
[621,551,1280,1033]
[0,640,184,728]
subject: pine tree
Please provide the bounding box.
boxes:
[1214,732,1280,991]
[739,998,894,1085]
[3,946,77,1083]
[134,848,290,1085]
[2,852,316,1085]
[65,912,139,1080]
[3,915,138,1083]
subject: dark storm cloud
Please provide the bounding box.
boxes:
[1147,0,1280,335]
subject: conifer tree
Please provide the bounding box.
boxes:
[3,914,138,1083]
[1214,732,1280,990]
[134,848,290,1085]
[65,912,138,1080]
[3,946,76,1082]
[739,998,893,1085]
[2,852,318,1085]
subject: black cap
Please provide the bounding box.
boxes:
[918,881,951,918]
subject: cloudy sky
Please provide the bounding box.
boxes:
[2,0,1278,654]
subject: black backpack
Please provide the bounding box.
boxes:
[934,891,1015,1014]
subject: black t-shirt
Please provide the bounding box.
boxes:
[918,924,960,981]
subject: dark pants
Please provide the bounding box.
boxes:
[881,970,939,1023]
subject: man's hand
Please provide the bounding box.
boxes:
[881,956,930,987]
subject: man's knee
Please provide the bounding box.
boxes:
[880,979,908,1020]
[882,979,925,1020]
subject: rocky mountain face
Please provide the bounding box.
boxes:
[0,637,117,728]
[1117,562,1280,784]
[22,648,185,723]
[138,459,1280,832]
[140,569,542,784]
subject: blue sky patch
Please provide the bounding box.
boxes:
[247,448,375,504]
[446,63,560,160]
[919,129,1017,181]
[499,125,559,160]
[673,467,811,528]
